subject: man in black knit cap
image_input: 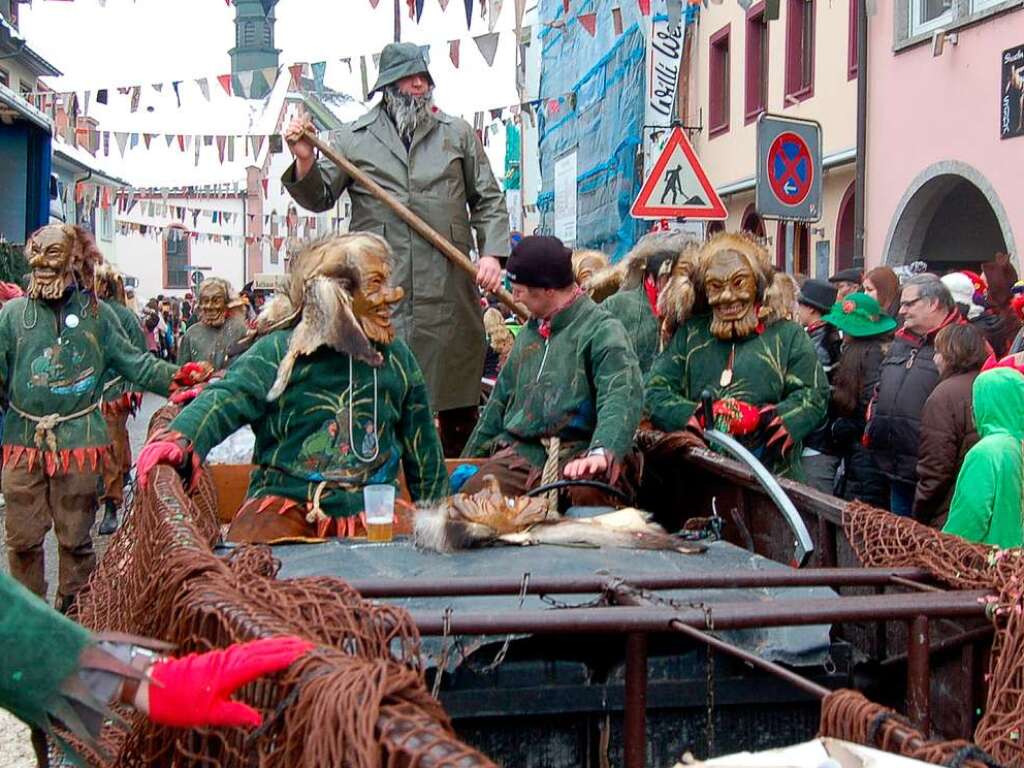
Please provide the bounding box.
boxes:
[461,236,643,509]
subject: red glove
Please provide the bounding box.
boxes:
[170,361,214,393]
[170,386,203,405]
[712,398,761,436]
[147,636,314,729]
[137,430,201,490]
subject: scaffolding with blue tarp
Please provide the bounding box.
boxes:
[536,0,649,261]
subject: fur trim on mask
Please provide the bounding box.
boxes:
[586,231,696,302]
[258,233,392,402]
[93,261,126,305]
[658,232,776,339]
[759,272,799,325]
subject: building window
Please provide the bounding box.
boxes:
[971,0,1006,10]
[785,0,815,104]
[909,0,953,36]
[0,68,8,88]
[243,20,256,46]
[100,207,113,242]
[709,25,731,137]
[745,5,769,123]
[263,22,273,47]
[741,205,766,240]
[848,0,858,79]
[163,226,191,289]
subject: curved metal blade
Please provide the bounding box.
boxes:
[703,428,814,566]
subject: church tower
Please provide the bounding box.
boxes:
[229,0,280,99]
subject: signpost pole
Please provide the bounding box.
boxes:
[784,220,795,274]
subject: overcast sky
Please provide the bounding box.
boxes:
[18,0,519,184]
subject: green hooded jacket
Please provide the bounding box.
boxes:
[943,368,1024,548]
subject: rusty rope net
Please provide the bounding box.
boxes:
[826,500,1024,767]
[64,404,496,768]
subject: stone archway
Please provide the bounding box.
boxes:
[883,161,1017,270]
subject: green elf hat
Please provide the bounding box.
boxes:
[823,292,897,338]
[369,43,434,97]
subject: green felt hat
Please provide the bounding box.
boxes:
[823,292,897,338]
[369,43,434,97]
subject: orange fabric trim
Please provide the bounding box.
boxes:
[2,445,112,477]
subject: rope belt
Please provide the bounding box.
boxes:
[540,436,561,517]
[9,401,100,453]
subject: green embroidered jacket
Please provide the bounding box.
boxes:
[464,295,643,467]
[644,314,829,478]
[0,292,176,452]
[0,572,92,732]
[100,301,148,404]
[170,330,448,518]
[601,286,660,375]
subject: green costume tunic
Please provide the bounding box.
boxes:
[170,330,448,518]
[464,296,643,467]
[176,315,248,370]
[943,368,1024,548]
[100,300,148,406]
[645,315,829,478]
[602,286,660,375]
[0,571,92,731]
[0,291,176,471]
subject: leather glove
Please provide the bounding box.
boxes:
[711,398,761,436]
[137,429,201,490]
[147,637,314,729]
[758,406,795,462]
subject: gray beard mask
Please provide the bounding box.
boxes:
[383,86,434,143]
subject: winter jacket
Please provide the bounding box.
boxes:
[972,311,1015,358]
[943,368,1024,548]
[912,370,980,528]
[804,321,841,455]
[830,338,889,508]
[865,310,960,484]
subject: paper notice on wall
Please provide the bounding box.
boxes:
[554,151,577,246]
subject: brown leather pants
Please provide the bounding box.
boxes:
[3,462,100,602]
[100,408,131,506]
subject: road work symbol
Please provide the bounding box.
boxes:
[631,127,726,220]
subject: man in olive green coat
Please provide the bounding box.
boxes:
[283,42,510,456]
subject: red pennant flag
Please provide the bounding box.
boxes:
[142,133,153,149]
[217,74,232,96]
[177,134,185,151]
[261,178,269,197]
[562,0,569,13]
[449,39,461,68]
[577,12,596,35]
[637,0,650,15]
[273,236,284,252]
[289,64,304,88]
[369,0,380,6]
[612,7,623,34]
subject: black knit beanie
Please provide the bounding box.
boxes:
[505,235,574,289]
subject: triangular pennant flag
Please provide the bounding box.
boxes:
[228,135,236,162]
[165,134,175,148]
[414,0,425,20]
[562,0,569,12]
[250,134,265,158]
[196,77,210,101]
[262,67,278,90]
[216,135,227,164]
[96,89,108,105]
[369,0,381,7]
[311,61,327,91]
[577,12,596,36]
[217,74,233,96]
[261,178,270,197]
[439,0,450,9]
[129,133,139,149]
[449,39,461,68]
[289,63,304,89]
[637,0,650,15]
[473,32,500,66]
[260,0,276,15]
[487,0,503,32]
[273,236,284,252]
[463,0,473,28]
[612,6,623,34]
[185,135,193,151]
[83,90,91,115]
[143,133,153,149]
[172,81,182,107]
[129,85,141,112]
[152,82,163,93]
[237,70,254,98]
[114,131,129,157]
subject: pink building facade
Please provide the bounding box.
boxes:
[865,1,1023,270]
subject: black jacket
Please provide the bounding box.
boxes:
[803,322,841,454]
[831,338,888,507]
[865,313,959,484]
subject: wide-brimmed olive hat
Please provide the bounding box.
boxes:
[822,292,897,338]
[369,42,434,97]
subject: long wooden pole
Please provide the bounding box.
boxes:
[302,129,528,320]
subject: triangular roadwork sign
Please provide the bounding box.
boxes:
[631,127,727,220]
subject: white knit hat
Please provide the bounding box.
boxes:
[941,272,983,320]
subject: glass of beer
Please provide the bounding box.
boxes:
[363,484,396,542]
